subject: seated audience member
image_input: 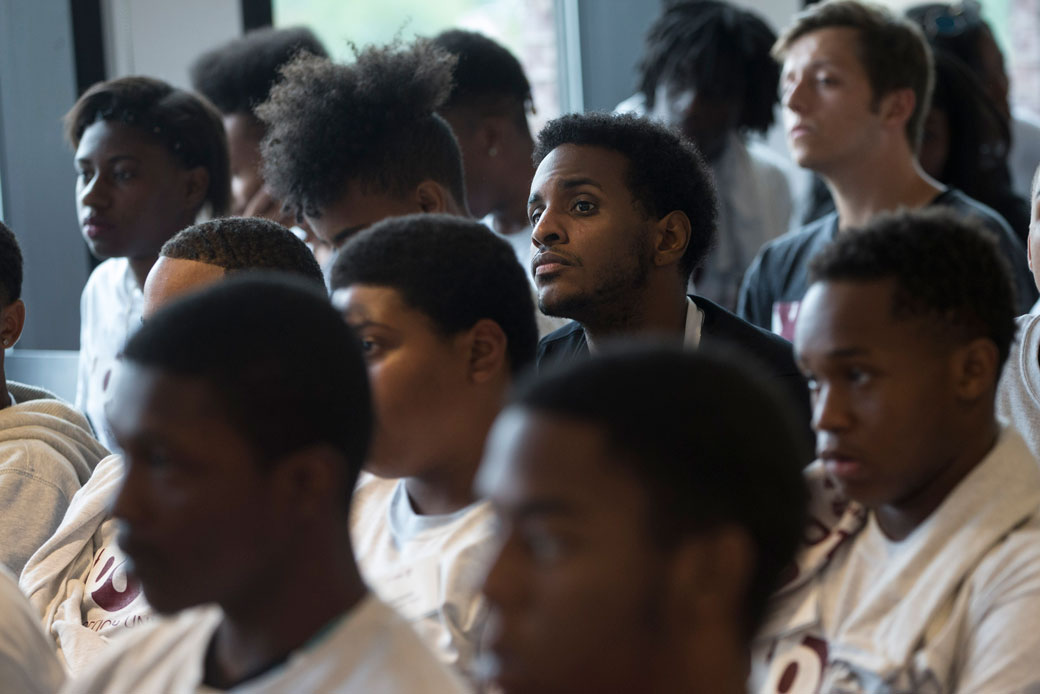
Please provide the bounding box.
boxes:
[19,219,324,675]
[256,39,468,251]
[477,345,809,694]
[330,214,536,678]
[906,1,1040,201]
[65,277,468,693]
[70,76,230,450]
[753,208,1040,692]
[190,26,333,264]
[998,167,1040,452]
[432,30,566,337]
[738,0,1035,336]
[634,0,799,310]
[530,112,811,443]
[0,222,108,574]
[0,565,65,694]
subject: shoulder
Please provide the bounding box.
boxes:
[755,214,837,266]
[694,296,796,368]
[536,321,585,367]
[937,189,1016,234]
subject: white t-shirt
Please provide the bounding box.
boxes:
[75,258,144,452]
[63,594,470,693]
[997,313,1040,461]
[751,428,1040,693]
[1010,108,1040,200]
[350,475,495,679]
[0,564,66,694]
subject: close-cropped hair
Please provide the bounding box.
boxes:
[512,344,809,639]
[330,214,537,374]
[65,76,231,217]
[774,0,934,149]
[639,0,780,134]
[122,275,371,495]
[532,112,718,280]
[432,29,533,133]
[808,207,1016,367]
[256,40,467,220]
[0,221,23,307]
[160,217,325,289]
[189,26,328,116]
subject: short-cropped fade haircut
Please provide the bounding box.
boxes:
[65,76,231,217]
[512,344,809,639]
[330,214,537,375]
[773,0,934,149]
[161,217,325,289]
[809,207,1017,368]
[533,112,717,281]
[122,275,371,497]
[0,221,23,308]
[256,40,467,221]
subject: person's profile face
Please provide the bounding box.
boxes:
[779,27,882,173]
[527,144,654,320]
[75,120,196,260]
[650,81,741,163]
[793,278,959,512]
[917,107,951,180]
[334,284,472,478]
[223,113,266,216]
[476,408,669,694]
[107,363,286,614]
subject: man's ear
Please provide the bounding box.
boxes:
[666,526,754,627]
[270,443,347,521]
[459,318,509,385]
[652,210,691,269]
[414,180,454,214]
[180,166,210,216]
[880,87,916,134]
[0,299,26,349]
[950,337,1000,402]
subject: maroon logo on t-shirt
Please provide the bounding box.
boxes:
[768,634,828,693]
[89,546,142,612]
[772,302,802,341]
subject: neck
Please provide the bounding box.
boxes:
[651,623,748,694]
[207,529,366,689]
[583,282,688,352]
[875,415,999,541]
[825,149,942,231]
[127,255,158,290]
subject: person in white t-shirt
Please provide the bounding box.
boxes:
[68,76,230,451]
[330,214,537,680]
[476,345,809,694]
[752,208,1040,693]
[65,276,467,693]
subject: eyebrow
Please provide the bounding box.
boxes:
[528,177,604,205]
[75,154,141,166]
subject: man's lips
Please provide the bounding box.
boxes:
[788,123,814,140]
[82,218,114,239]
[532,252,576,277]
[819,449,864,478]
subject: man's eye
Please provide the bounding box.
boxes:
[529,209,543,225]
[573,200,594,214]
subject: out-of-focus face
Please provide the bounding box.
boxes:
[918,107,951,181]
[75,120,197,260]
[109,364,288,614]
[975,28,1010,122]
[303,183,418,251]
[794,278,958,510]
[336,284,472,478]
[224,113,265,217]
[527,144,653,320]
[142,256,225,320]
[477,408,671,694]
[780,28,882,174]
[649,82,741,163]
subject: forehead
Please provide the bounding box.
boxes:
[479,408,646,519]
[75,119,170,161]
[334,284,432,328]
[783,26,865,74]
[143,257,225,319]
[108,362,230,442]
[531,144,631,197]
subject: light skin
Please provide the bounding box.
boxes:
[141,256,225,320]
[75,120,209,288]
[304,179,463,251]
[108,364,365,689]
[440,107,535,237]
[478,408,750,694]
[780,27,941,230]
[794,278,999,540]
[1026,167,1040,291]
[527,144,691,349]
[335,284,510,515]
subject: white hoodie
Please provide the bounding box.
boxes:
[0,381,108,575]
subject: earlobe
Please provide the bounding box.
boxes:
[953,338,999,401]
[182,166,210,215]
[271,444,345,521]
[653,211,692,268]
[667,527,753,625]
[0,300,26,349]
[415,180,450,214]
[882,88,916,131]
[464,318,508,384]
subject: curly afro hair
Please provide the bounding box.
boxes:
[330,213,537,375]
[190,26,327,117]
[160,217,325,289]
[0,221,23,307]
[809,207,1017,367]
[533,112,717,281]
[256,40,467,221]
[639,0,779,135]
